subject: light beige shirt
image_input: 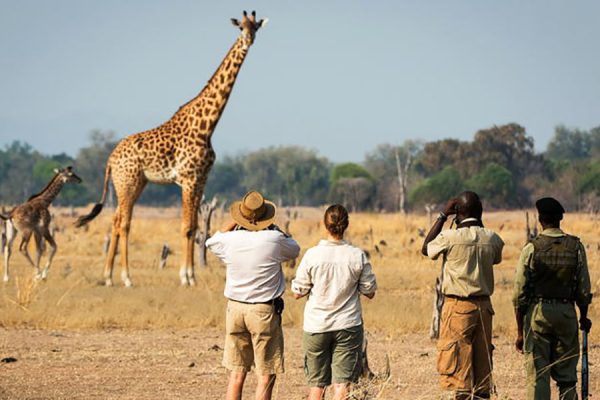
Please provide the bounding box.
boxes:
[291,240,377,333]
[427,220,504,297]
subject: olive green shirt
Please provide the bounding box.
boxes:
[512,228,592,310]
[427,221,504,297]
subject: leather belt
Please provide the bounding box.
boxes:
[229,297,279,305]
[445,294,490,301]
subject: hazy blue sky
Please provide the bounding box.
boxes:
[1,1,599,162]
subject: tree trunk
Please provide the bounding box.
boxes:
[197,197,218,268]
[159,243,170,270]
[395,148,412,214]
[425,204,435,226]
[0,207,6,254]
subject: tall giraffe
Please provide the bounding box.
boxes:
[76,11,267,287]
[1,167,82,282]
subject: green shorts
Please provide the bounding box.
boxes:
[302,324,364,387]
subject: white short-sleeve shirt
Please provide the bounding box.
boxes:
[206,230,300,303]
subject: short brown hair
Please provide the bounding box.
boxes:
[324,204,349,238]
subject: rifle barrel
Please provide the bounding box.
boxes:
[582,330,589,400]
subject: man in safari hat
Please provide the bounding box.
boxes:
[206,190,300,400]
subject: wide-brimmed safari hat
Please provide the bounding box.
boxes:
[230,191,276,231]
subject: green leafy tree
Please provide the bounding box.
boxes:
[409,166,463,206]
[417,139,471,177]
[241,146,331,206]
[546,125,591,161]
[204,156,245,202]
[30,158,86,206]
[331,177,375,211]
[0,141,44,203]
[578,161,600,195]
[465,163,514,208]
[75,130,118,205]
[330,162,373,184]
[328,163,375,209]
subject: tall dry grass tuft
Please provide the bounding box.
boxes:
[13,275,39,310]
[351,352,392,399]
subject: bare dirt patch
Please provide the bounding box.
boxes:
[1,328,597,399]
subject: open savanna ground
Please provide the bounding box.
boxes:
[1,207,600,399]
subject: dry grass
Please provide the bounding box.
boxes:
[1,206,599,334]
[0,206,599,399]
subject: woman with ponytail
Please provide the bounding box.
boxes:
[291,204,377,400]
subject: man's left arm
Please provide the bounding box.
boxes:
[513,243,533,353]
[493,234,505,265]
[358,252,377,299]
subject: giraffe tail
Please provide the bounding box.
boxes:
[75,164,111,228]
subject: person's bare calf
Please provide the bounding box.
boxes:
[308,387,326,400]
[332,383,350,400]
[255,374,276,400]
[226,371,247,400]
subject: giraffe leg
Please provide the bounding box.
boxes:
[180,187,201,286]
[104,212,121,287]
[114,179,146,288]
[40,229,57,280]
[19,231,40,277]
[118,201,135,288]
[33,230,43,280]
[3,221,16,282]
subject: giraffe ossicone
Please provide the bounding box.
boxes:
[75,11,267,287]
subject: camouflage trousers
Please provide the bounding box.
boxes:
[437,296,494,398]
[523,301,579,400]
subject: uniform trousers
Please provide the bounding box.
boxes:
[523,301,579,400]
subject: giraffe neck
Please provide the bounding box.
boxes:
[29,176,65,206]
[172,35,252,139]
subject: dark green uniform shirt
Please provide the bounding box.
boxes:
[513,228,591,310]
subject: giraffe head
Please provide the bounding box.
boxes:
[231,10,267,49]
[53,166,82,184]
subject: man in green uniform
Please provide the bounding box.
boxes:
[513,197,592,400]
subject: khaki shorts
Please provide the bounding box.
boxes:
[303,325,363,387]
[223,300,284,375]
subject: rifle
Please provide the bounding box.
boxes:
[582,330,589,400]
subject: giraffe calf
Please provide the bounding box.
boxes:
[1,167,81,282]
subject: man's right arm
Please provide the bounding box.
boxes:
[421,198,459,257]
[421,217,447,256]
